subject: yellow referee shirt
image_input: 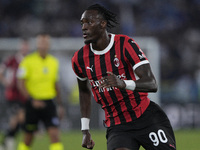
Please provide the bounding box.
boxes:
[17,52,59,100]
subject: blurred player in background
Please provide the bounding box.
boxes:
[0,38,30,150]
[16,33,64,150]
[71,4,176,150]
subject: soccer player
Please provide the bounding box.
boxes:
[71,4,176,150]
[16,33,64,150]
[0,38,30,150]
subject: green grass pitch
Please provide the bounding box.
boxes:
[15,129,200,150]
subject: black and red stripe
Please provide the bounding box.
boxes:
[72,34,150,127]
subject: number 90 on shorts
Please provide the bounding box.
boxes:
[149,129,168,146]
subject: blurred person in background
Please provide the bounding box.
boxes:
[16,33,64,150]
[0,38,30,150]
[71,4,176,150]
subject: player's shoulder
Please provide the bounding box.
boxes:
[19,52,34,66]
[71,44,89,61]
[113,34,135,43]
[114,34,132,39]
[22,52,36,61]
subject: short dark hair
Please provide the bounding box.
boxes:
[86,4,118,28]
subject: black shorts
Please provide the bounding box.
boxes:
[24,99,60,132]
[6,100,25,117]
[106,101,176,150]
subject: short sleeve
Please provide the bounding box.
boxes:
[17,58,28,79]
[71,53,87,81]
[124,38,149,70]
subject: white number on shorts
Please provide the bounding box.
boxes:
[149,129,168,146]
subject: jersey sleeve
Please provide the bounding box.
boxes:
[16,58,28,79]
[124,37,149,70]
[71,53,87,81]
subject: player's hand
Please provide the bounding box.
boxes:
[31,100,46,108]
[99,72,126,89]
[82,130,95,149]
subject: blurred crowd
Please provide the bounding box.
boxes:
[0,0,200,103]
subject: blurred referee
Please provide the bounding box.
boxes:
[16,33,64,150]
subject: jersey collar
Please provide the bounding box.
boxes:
[90,33,115,55]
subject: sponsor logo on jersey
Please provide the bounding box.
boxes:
[89,73,126,93]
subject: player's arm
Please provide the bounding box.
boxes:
[17,78,30,99]
[55,82,65,120]
[77,78,95,149]
[132,63,157,92]
[16,60,30,99]
[55,82,62,105]
[99,63,157,92]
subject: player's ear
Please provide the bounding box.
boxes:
[101,20,107,28]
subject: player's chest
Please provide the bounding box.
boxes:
[83,54,126,80]
[29,60,56,76]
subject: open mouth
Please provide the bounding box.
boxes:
[83,34,88,38]
[82,32,89,39]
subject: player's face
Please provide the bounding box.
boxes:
[36,35,51,55]
[80,10,105,44]
[20,41,30,56]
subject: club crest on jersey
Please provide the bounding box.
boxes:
[43,67,48,74]
[114,57,120,67]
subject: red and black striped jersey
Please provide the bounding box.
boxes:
[2,55,26,102]
[72,34,150,127]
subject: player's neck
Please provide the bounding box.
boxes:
[39,52,47,59]
[92,32,110,51]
